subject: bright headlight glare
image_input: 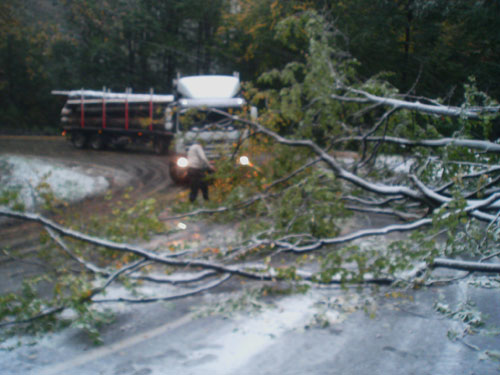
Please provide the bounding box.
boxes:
[239,156,250,166]
[177,157,188,168]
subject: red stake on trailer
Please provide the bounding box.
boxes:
[80,90,85,128]
[149,88,153,131]
[102,87,106,129]
[125,88,129,130]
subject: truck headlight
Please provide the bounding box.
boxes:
[177,157,188,168]
[239,156,250,166]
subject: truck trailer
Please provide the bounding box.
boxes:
[53,89,175,154]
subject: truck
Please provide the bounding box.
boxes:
[54,73,254,183]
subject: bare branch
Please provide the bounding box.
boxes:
[341,88,500,118]
[342,195,406,206]
[344,205,422,221]
[131,270,219,285]
[410,175,500,216]
[92,273,232,303]
[435,165,500,196]
[337,135,500,153]
[432,258,500,273]
[0,306,64,329]
[465,174,500,200]
[92,259,148,296]
[330,94,369,104]
[481,250,500,262]
[0,209,293,280]
[45,227,104,274]
[273,218,433,253]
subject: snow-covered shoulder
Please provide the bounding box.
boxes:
[0,154,110,211]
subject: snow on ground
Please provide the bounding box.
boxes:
[187,293,319,375]
[376,155,416,174]
[0,154,110,211]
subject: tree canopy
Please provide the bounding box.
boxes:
[1,0,499,131]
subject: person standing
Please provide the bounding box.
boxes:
[187,142,215,202]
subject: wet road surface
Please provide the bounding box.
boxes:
[1,136,499,375]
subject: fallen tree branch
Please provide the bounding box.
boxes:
[0,306,64,328]
[163,158,322,221]
[0,208,295,280]
[339,88,500,118]
[356,107,398,171]
[432,258,500,273]
[342,195,406,207]
[274,218,433,253]
[410,175,500,220]
[212,108,424,202]
[92,273,233,303]
[434,165,500,196]
[344,204,422,221]
[336,135,500,153]
[92,259,148,296]
[1,206,498,316]
[45,226,105,274]
[131,270,219,285]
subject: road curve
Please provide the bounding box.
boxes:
[0,135,173,195]
[0,136,178,281]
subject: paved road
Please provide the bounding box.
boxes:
[1,136,499,374]
[1,276,499,375]
[0,136,174,251]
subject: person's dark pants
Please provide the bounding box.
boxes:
[188,167,209,202]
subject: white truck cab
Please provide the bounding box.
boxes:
[168,74,255,183]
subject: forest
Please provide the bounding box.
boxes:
[1,0,499,132]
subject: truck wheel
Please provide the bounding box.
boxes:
[90,134,106,150]
[71,132,87,149]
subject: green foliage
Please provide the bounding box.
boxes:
[219,0,315,80]
[87,193,165,243]
[0,278,51,325]
[0,277,60,342]
[69,303,114,345]
[0,189,171,344]
[0,272,114,345]
[254,10,362,139]
[0,189,25,212]
[269,172,345,238]
[1,0,500,131]
[435,299,484,339]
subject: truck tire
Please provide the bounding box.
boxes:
[89,133,107,150]
[71,132,87,149]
